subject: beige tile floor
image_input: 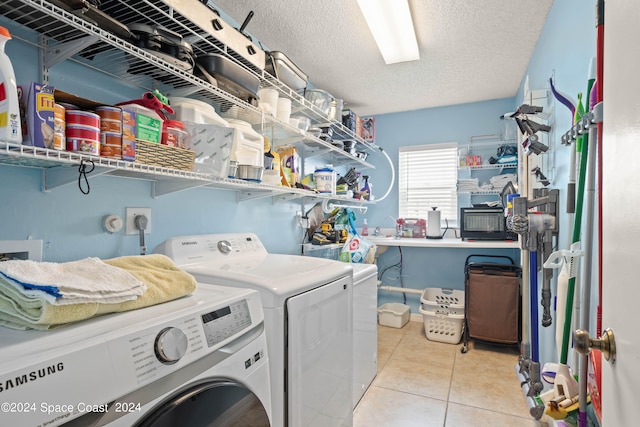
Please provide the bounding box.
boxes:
[354,320,548,427]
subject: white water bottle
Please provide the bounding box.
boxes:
[0,26,21,144]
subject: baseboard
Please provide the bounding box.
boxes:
[410,312,423,322]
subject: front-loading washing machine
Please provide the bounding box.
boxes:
[0,284,271,427]
[155,233,354,427]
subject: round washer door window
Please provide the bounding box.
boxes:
[135,380,270,427]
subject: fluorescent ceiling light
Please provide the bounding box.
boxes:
[357,0,419,64]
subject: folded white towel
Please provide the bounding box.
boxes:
[0,257,146,305]
[0,254,196,330]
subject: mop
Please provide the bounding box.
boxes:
[577,80,599,427]
[574,7,606,423]
[587,3,605,422]
[542,71,595,419]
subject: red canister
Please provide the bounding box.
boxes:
[66,110,101,128]
[161,119,189,148]
[67,138,100,155]
[66,124,100,155]
[66,124,100,141]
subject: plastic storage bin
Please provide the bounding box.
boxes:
[377,303,410,328]
[302,243,341,260]
[420,287,464,315]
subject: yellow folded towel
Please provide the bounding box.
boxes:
[0,254,197,330]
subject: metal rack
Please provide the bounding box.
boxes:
[457,136,518,202]
[0,0,376,203]
[0,142,374,210]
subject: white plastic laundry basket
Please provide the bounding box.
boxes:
[420,287,464,315]
[420,306,464,344]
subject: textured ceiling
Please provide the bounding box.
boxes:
[214,0,554,116]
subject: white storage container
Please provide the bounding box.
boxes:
[184,123,234,177]
[226,118,264,168]
[314,165,336,194]
[169,97,229,127]
[420,287,464,315]
[377,303,410,328]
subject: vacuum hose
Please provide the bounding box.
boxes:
[374,146,395,202]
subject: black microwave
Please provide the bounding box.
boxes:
[460,207,517,241]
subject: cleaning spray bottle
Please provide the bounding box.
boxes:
[361,175,372,200]
[0,26,22,143]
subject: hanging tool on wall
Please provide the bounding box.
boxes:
[531,166,550,187]
[509,104,551,156]
[509,188,560,420]
[540,64,596,421]
[588,3,605,423]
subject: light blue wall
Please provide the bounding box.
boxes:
[364,99,521,313]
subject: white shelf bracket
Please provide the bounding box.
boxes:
[238,189,275,202]
[42,164,110,192]
[43,35,100,69]
[273,192,302,203]
[153,180,210,197]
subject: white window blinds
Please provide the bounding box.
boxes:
[398,143,458,223]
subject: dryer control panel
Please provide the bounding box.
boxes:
[155,233,267,264]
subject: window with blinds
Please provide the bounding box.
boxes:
[398,143,458,224]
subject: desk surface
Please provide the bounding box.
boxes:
[367,236,520,249]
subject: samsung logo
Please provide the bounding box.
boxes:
[181,241,198,246]
[0,362,64,392]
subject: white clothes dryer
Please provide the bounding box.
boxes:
[350,263,378,408]
[155,233,354,427]
[0,285,271,427]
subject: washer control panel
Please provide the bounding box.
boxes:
[201,299,252,347]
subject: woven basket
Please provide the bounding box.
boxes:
[135,140,195,171]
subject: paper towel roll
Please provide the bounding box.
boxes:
[427,208,442,238]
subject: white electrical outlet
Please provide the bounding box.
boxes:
[125,207,151,235]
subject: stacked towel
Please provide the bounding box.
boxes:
[0,254,197,330]
[457,178,479,192]
[0,257,146,305]
[490,173,517,191]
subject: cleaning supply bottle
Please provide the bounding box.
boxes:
[362,219,369,236]
[0,26,22,144]
[361,175,371,200]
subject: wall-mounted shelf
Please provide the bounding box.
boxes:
[0,142,372,210]
[459,164,517,171]
[0,0,376,153]
[458,136,518,203]
[0,0,379,206]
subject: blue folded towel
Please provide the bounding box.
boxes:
[0,271,61,298]
[0,257,146,305]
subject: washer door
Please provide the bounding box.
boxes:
[136,380,270,427]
